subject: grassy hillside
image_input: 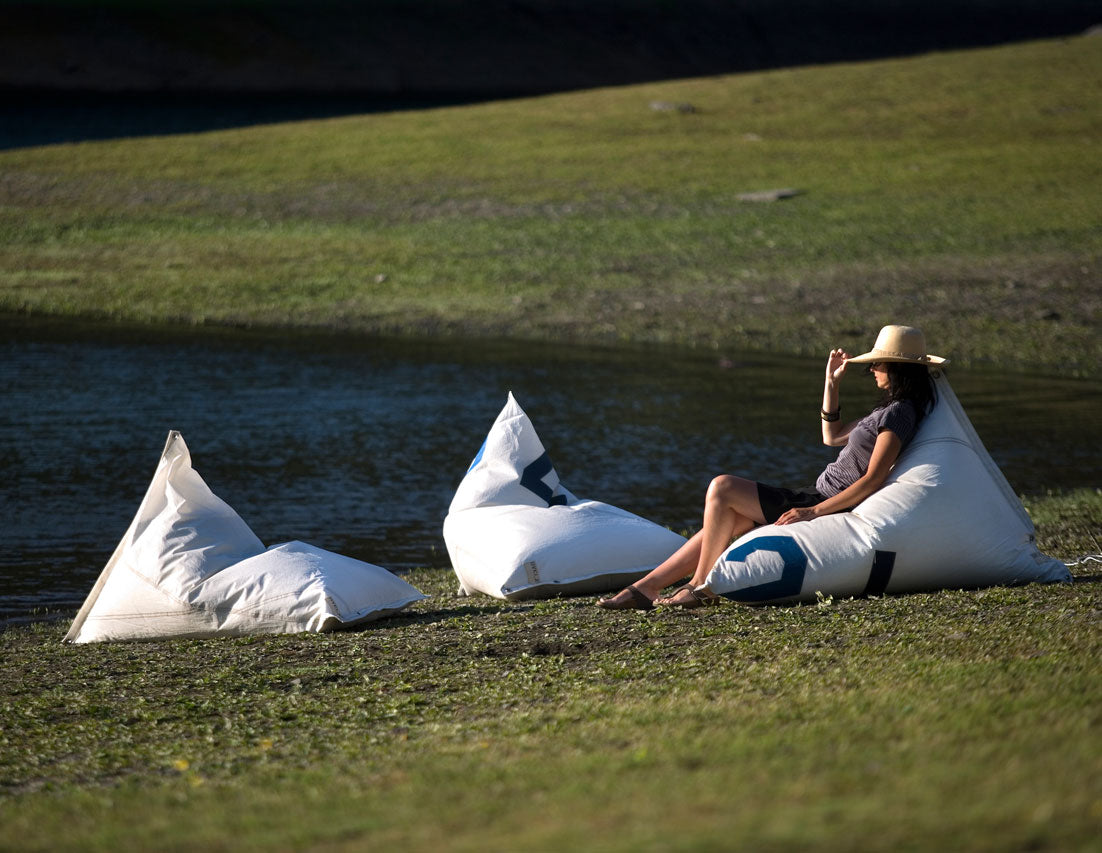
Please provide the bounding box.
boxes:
[1,36,1100,373]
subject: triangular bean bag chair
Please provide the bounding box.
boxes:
[444,393,687,600]
[706,374,1071,603]
[65,431,426,643]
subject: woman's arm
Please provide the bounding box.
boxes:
[821,348,857,447]
[776,429,903,524]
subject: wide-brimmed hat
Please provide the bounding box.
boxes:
[846,325,948,366]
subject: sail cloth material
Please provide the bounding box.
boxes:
[65,432,426,643]
[706,373,1071,603]
[444,393,687,600]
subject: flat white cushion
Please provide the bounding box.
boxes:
[66,432,426,642]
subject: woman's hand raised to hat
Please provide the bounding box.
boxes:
[826,348,850,387]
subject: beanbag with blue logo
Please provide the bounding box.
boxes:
[705,374,1070,603]
[443,393,687,600]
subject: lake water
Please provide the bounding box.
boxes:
[3,316,1099,625]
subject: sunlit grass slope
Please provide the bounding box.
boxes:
[1,36,1099,371]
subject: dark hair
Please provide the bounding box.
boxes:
[880,362,937,420]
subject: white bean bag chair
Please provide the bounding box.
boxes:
[706,374,1070,603]
[444,393,687,600]
[65,431,426,643]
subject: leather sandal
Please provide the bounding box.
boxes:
[653,584,693,607]
[597,584,654,611]
[656,585,721,609]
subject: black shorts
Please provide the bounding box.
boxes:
[756,482,826,524]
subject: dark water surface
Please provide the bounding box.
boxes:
[3,317,1100,625]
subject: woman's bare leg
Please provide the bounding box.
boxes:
[688,475,765,586]
[597,531,702,608]
[599,475,766,608]
[630,530,703,599]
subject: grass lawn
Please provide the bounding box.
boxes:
[2,32,1100,851]
[0,489,1099,851]
[1,36,1100,374]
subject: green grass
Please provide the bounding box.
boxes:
[2,36,1100,373]
[3,31,1099,850]
[1,489,1099,851]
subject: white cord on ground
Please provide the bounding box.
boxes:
[1065,554,1102,568]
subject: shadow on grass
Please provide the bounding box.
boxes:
[2,0,1097,148]
[346,602,540,633]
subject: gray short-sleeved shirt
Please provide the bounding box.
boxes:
[815,399,918,498]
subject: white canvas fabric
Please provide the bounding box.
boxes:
[444,393,687,599]
[705,374,1071,603]
[65,431,426,643]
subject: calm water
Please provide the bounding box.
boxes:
[3,317,1100,624]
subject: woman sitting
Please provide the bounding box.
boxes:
[598,324,946,610]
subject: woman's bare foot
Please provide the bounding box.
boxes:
[655,585,721,609]
[596,585,654,611]
[654,585,695,607]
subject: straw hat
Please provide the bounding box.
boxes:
[846,325,948,366]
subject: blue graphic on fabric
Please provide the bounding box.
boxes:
[466,439,488,473]
[520,452,567,507]
[719,535,808,603]
[863,550,896,596]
